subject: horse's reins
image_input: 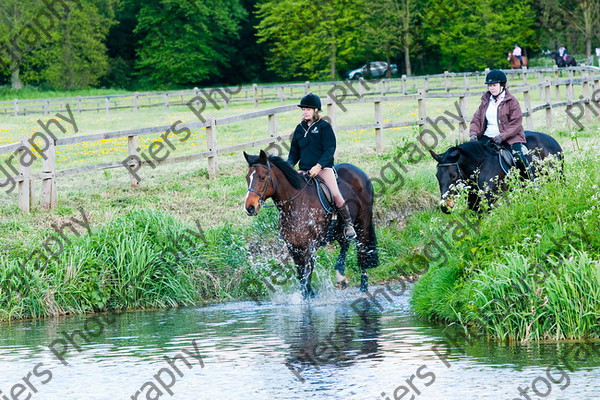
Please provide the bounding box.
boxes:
[247,161,312,208]
[436,162,466,181]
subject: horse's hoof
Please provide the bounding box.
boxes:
[335,271,350,290]
[337,278,349,290]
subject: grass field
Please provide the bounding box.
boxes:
[0,73,598,332]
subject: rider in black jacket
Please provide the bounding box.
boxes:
[287,93,356,239]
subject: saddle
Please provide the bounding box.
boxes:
[493,144,517,174]
[301,173,336,215]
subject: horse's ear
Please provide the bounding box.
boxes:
[259,149,268,163]
[243,151,251,164]
[429,149,440,162]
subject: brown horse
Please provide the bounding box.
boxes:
[244,150,378,298]
[508,52,528,69]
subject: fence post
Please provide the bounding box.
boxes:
[105,97,110,114]
[13,99,18,116]
[423,77,429,93]
[538,73,544,99]
[127,135,140,188]
[164,93,170,111]
[463,75,469,93]
[77,96,82,113]
[566,79,574,129]
[444,71,449,92]
[41,139,57,210]
[544,77,552,129]
[358,77,365,101]
[582,79,592,123]
[417,89,426,129]
[522,67,528,86]
[553,65,560,99]
[17,139,33,213]
[305,81,310,94]
[268,113,277,139]
[327,95,337,132]
[44,100,50,115]
[402,74,407,95]
[133,92,139,112]
[278,86,284,104]
[380,79,385,96]
[523,89,533,131]
[458,95,467,141]
[374,101,383,154]
[206,117,218,178]
[253,84,258,107]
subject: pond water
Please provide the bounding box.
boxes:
[0,284,598,400]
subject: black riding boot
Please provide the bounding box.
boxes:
[512,143,536,180]
[338,204,356,240]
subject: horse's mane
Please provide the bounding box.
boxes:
[268,156,304,190]
[439,141,492,164]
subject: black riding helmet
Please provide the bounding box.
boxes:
[298,93,322,110]
[485,69,507,85]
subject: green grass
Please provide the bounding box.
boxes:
[1,75,599,335]
[410,144,600,341]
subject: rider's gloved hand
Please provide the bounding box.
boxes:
[493,135,502,144]
[470,135,478,142]
[309,164,322,178]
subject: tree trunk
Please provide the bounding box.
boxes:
[402,0,412,76]
[11,64,23,89]
[330,41,336,80]
[404,45,412,76]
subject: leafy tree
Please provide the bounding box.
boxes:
[539,0,599,58]
[0,1,43,88]
[28,0,116,89]
[255,0,363,80]
[363,0,417,76]
[423,0,538,71]
[0,0,115,90]
[131,0,246,87]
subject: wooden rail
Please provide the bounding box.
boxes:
[1,66,598,116]
[1,67,599,213]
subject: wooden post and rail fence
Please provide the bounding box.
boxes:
[1,66,599,213]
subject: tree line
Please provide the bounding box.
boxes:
[0,0,598,90]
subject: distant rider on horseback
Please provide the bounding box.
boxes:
[512,44,523,67]
[469,70,535,179]
[287,93,357,239]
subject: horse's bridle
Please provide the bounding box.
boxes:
[436,162,466,182]
[246,161,312,208]
[247,160,274,205]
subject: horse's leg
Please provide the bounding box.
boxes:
[355,219,378,293]
[288,246,315,299]
[335,239,350,289]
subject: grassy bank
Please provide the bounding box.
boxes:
[0,135,439,321]
[410,142,600,341]
[1,88,598,337]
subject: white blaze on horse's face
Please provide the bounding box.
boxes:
[244,170,256,214]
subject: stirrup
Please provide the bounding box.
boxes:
[344,224,356,239]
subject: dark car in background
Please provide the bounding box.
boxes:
[346,61,398,80]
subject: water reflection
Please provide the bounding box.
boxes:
[0,286,598,400]
[283,305,382,381]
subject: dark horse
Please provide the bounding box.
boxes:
[430,131,563,213]
[244,150,378,298]
[551,52,577,67]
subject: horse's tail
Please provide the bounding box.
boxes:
[362,218,379,269]
[359,177,379,269]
